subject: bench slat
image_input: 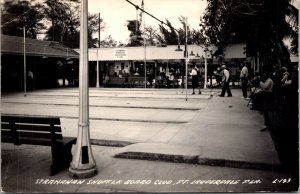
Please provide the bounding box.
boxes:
[1,123,62,132]
[2,137,58,146]
[1,115,60,125]
[2,130,63,141]
[2,136,14,143]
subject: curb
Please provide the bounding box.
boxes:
[2,101,201,111]
[1,113,188,124]
[90,139,136,147]
[114,151,284,172]
[114,152,199,164]
[28,94,213,100]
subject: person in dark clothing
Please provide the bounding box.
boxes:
[219,65,232,97]
[214,67,222,87]
[190,65,201,94]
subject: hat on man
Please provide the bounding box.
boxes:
[221,65,226,69]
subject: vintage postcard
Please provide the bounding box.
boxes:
[1,0,299,193]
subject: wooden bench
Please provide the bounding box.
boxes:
[129,77,147,88]
[107,77,125,87]
[1,114,77,176]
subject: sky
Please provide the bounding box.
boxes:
[88,0,207,43]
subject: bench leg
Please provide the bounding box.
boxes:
[49,140,76,176]
[50,145,65,176]
[63,141,74,166]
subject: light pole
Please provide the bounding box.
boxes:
[69,0,97,179]
[204,47,209,89]
[142,3,147,89]
[173,17,192,101]
[96,12,100,88]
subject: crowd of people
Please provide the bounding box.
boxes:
[209,62,298,135]
[248,64,298,131]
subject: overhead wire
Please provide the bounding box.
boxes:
[124,0,180,34]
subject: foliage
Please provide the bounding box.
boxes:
[144,26,159,46]
[1,0,106,48]
[42,0,106,48]
[125,15,205,47]
[88,13,106,48]
[100,35,118,47]
[1,0,45,39]
[126,20,143,46]
[200,0,298,70]
[157,17,205,46]
[158,19,178,45]
[44,0,76,48]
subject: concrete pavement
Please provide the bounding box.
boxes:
[1,143,294,193]
[1,88,296,192]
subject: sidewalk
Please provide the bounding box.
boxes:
[1,88,290,192]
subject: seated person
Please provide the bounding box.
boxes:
[251,72,273,110]
[250,72,274,132]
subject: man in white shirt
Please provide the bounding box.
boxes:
[190,65,201,94]
[240,63,249,99]
[219,65,232,97]
[251,72,274,132]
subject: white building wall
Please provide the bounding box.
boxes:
[84,44,246,61]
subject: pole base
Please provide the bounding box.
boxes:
[69,166,97,179]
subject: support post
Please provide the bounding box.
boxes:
[69,0,97,179]
[23,26,26,97]
[257,51,260,73]
[144,50,147,89]
[185,17,188,101]
[204,51,208,89]
[96,12,100,88]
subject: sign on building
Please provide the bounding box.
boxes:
[114,49,128,60]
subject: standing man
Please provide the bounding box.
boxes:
[240,63,249,99]
[219,65,232,97]
[190,65,201,94]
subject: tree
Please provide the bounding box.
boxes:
[43,0,105,48]
[200,0,298,70]
[43,0,80,47]
[158,19,178,45]
[126,20,143,46]
[178,16,205,45]
[1,0,45,39]
[100,35,118,47]
[88,13,106,48]
[286,3,298,55]
[144,26,159,46]
[157,18,205,46]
